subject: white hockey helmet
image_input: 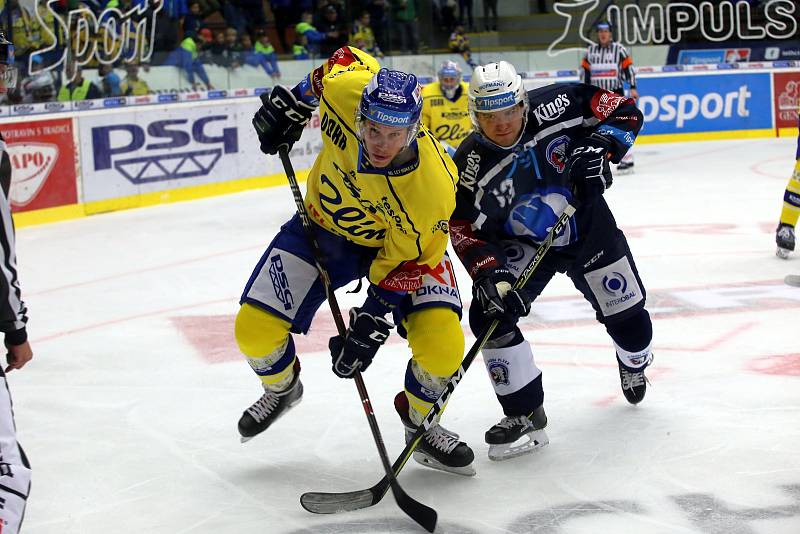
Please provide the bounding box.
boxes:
[468,61,528,147]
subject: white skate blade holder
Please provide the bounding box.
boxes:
[487,428,549,461]
[777,247,791,259]
[412,451,477,477]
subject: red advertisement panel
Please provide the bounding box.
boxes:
[1,118,78,212]
[774,72,800,129]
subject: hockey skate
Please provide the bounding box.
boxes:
[238,361,303,443]
[618,358,649,405]
[394,392,476,476]
[485,405,549,461]
[616,161,634,175]
[776,223,795,259]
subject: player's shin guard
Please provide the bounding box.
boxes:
[482,334,549,460]
[398,308,475,475]
[608,309,653,405]
[399,360,475,476]
[235,304,302,441]
[776,223,795,259]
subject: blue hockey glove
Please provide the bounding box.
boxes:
[330,308,394,378]
[566,134,613,202]
[473,267,532,323]
[252,85,315,155]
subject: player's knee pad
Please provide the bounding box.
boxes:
[483,339,544,415]
[468,303,521,349]
[606,308,653,370]
[235,303,296,388]
[405,307,464,378]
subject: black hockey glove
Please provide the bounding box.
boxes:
[329,308,394,378]
[473,267,532,323]
[252,85,315,155]
[566,134,613,203]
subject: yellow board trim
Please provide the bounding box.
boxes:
[13,170,310,228]
[636,128,776,144]
[9,127,791,228]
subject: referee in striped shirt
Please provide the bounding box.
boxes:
[580,21,638,173]
[0,31,32,534]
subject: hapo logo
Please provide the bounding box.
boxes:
[638,85,752,128]
[91,115,238,184]
[7,142,59,207]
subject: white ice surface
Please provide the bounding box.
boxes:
[10,137,800,533]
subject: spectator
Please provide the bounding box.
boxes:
[183,0,204,38]
[195,0,221,18]
[435,0,458,34]
[458,0,473,31]
[121,63,152,95]
[483,0,498,31]
[207,30,228,66]
[11,56,58,103]
[97,63,122,97]
[270,0,292,51]
[164,32,214,90]
[251,30,281,79]
[10,0,57,77]
[449,25,476,68]
[293,33,310,60]
[364,0,390,52]
[152,0,188,58]
[316,4,347,57]
[349,11,383,58]
[58,63,103,101]
[224,0,267,37]
[295,11,328,58]
[392,0,420,54]
[196,28,216,63]
[223,27,244,68]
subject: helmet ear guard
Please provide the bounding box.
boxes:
[356,68,423,149]
[467,61,529,148]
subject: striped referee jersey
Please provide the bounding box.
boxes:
[580,41,636,93]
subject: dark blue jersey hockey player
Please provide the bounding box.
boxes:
[449,61,654,461]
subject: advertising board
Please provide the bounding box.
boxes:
[2,118,79,212]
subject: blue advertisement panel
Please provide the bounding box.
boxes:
[636,72,772,135]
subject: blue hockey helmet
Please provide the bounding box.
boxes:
[356,68,422,147]
[437,60,462,99]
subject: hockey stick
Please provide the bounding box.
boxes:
[301,202,577,514]
[276,146,437,532]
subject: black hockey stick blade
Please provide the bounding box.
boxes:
[301,204,577,517]
[301,478,435,531]
[390,479,437,533]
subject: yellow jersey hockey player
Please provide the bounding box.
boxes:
[776,105,800,258]
[238,46,475,476]
[421,60,471,155]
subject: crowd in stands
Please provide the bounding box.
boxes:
[2,0,501,102]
